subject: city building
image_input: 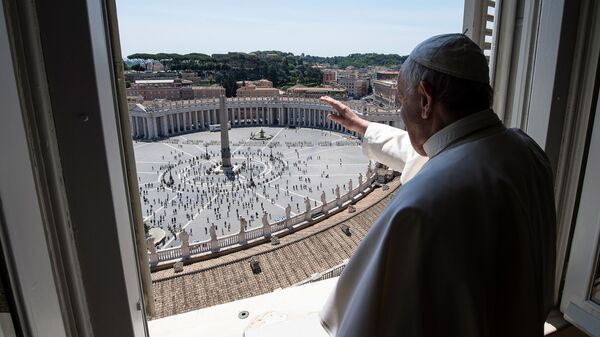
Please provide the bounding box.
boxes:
[372,79,397,108]
[124,70,179,83]
[127,79,224,100]
[375,71,399,81]
[235,79,281,97]
[286,84,347,99]
[322,69,337,84]
[189,85,226,99]
[333,69,371,98]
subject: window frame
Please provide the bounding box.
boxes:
[1,0,151,335]
[2,0,600,335]
[560,81,600,336]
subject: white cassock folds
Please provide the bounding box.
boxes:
[320,110,556,337]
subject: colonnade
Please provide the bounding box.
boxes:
[129,96,360,140]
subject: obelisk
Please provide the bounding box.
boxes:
[219,94,232,171]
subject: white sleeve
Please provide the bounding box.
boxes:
[362,122,428,183]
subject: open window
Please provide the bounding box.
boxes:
[2,0,600,336]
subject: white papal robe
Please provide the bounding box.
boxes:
[320,110,556,337]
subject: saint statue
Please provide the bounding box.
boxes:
[209,224,218,242]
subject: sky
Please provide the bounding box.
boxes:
[116,0,464,58]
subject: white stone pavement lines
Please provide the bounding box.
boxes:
[281,145,318,156]
[306,163,365,167]
[162,142,197,158]
[287,174,358,177]
[137,171,159,174]
[231,136,252,155]
[282,146,350,160]
[143,194,179,222]
[243,159,284,185]
[260,127,284,152]
[252,190,298,216]
[266,182,322,205]
[162,193,220,248]
[192,145,219,165]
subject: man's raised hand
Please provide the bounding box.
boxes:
[320,96,370,135]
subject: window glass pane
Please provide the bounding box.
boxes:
[592,250,600,304]
[0,247,19,337]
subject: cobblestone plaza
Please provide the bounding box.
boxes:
[134,126,370,249]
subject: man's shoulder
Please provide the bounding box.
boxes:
[395,126,552,206]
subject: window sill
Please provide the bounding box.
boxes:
[148,278,574,337]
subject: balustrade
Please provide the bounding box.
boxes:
[148,152,380,267]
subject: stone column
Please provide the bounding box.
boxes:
[162,116,169,137]
[219,94,232,169]
[143,118,149,139]
[269,107,273,125]
[279,108,283,126]
[200,110,205,129]
[146,118,153,139]
[152,117,158,139]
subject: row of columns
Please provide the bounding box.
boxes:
[131,103,359,140]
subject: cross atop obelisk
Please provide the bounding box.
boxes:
[219,94,232,170]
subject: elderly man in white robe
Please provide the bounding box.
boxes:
[319,34,556,337]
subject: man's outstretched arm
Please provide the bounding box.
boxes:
[319,96,426,176]
[320,96,370,134]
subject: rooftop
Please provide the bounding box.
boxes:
[150,178,400,319]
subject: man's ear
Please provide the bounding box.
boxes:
[417,81,434,119]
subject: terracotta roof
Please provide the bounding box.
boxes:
[150,178,400,319]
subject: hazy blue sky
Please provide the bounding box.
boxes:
[116,0,464,58]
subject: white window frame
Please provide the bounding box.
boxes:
[560,84,600,336]
[0,3,68,336]
[2,0,599,335]
[467,0,600,335]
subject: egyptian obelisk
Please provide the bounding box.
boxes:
[219,94,232,171]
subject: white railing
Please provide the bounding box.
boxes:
[147,170,382,268]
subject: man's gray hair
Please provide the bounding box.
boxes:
[399,58,494,116]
